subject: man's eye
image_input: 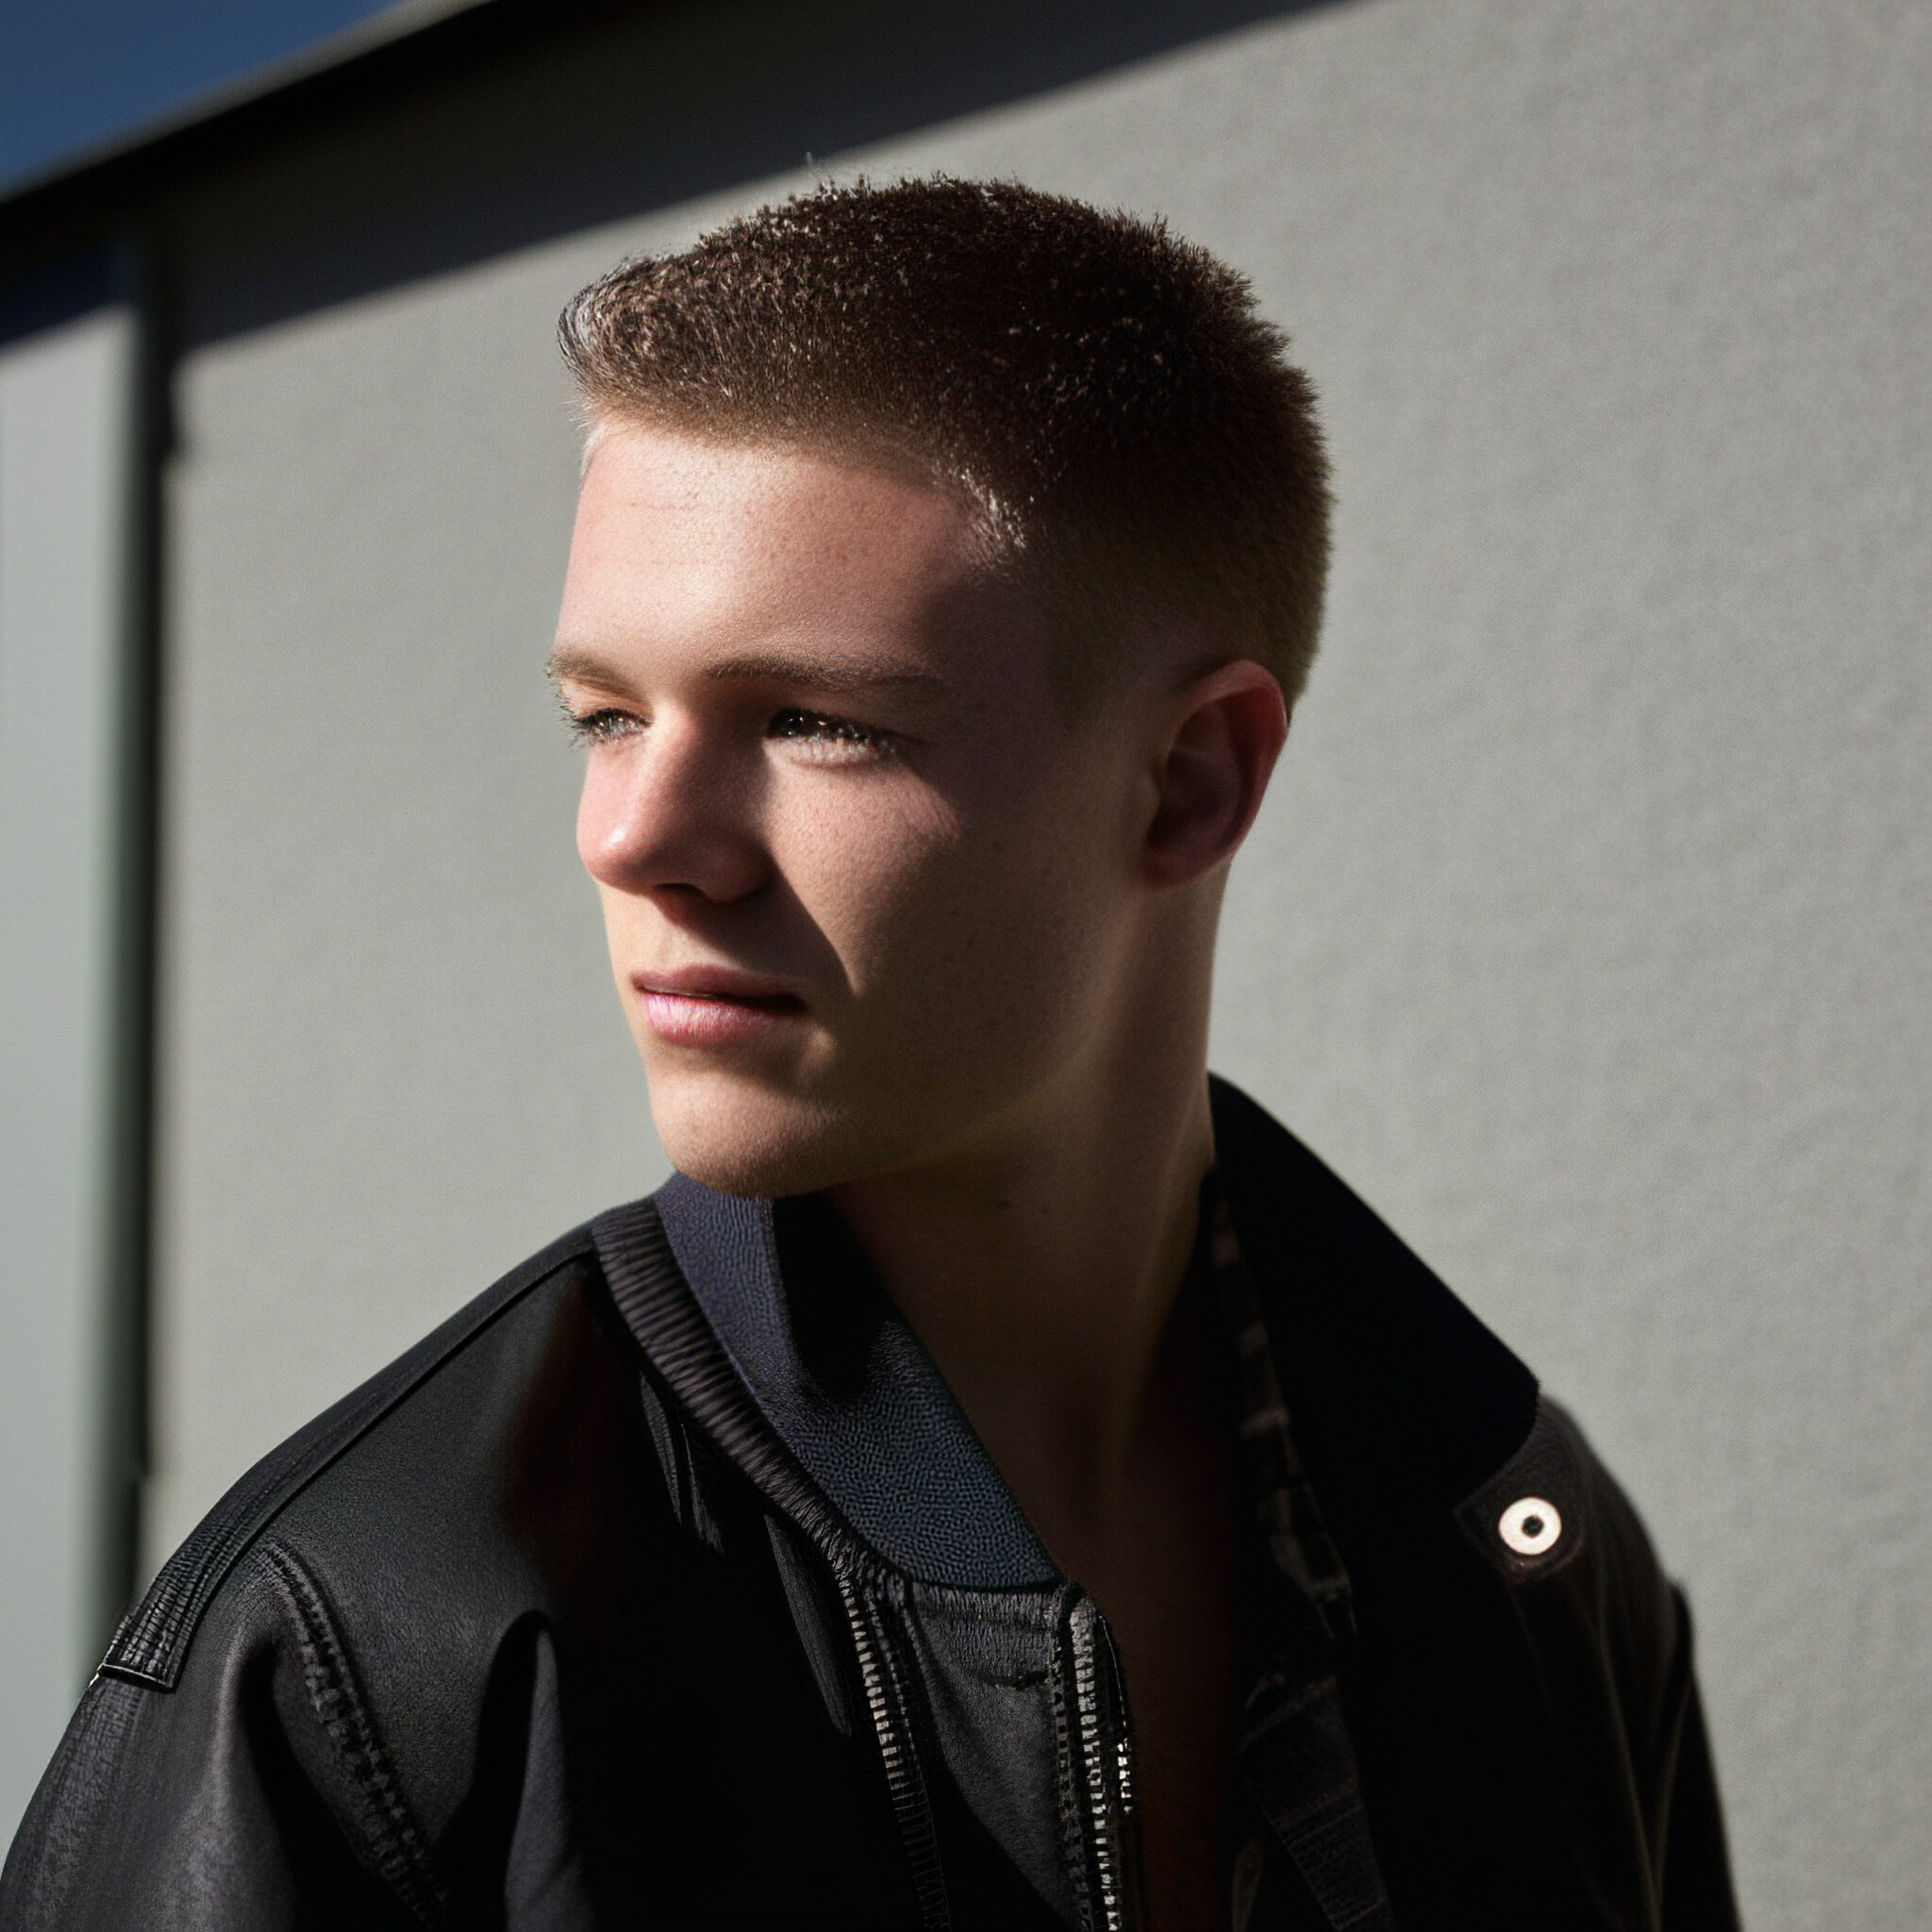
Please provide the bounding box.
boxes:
[768,708,894,760]
[564,706,643,746]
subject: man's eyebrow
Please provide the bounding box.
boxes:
[545,643,630,691]
[700,649,951,701]
[545,643,955,708]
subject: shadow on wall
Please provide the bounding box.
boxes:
[177,0,1343,345]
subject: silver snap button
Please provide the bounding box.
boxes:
[1498,1496,1562,1557]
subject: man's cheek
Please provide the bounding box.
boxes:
[595,884,643,963]
[800,837,958,989]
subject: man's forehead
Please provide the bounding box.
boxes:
[579,418,980,543]
[558,423,1055,707]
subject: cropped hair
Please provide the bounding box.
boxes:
[559,176,1330,706]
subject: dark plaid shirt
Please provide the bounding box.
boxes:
[1203,1177,1396,1932]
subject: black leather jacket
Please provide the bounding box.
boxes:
[1,1081,1738,1929]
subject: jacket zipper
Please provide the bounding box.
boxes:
[837,1569,952,1932]
[1062,1592,1144,1932]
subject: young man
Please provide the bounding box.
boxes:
[3,180,1736,1931]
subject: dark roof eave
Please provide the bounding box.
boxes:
[0,0,613,268]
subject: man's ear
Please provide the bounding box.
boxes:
[1141,659,1290,887]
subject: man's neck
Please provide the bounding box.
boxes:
[824,1017,1217,1571]
[825,942,1242,1932]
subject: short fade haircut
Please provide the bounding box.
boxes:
[559,176,1330,707]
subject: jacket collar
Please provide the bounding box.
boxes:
[653,1174,1058,1588]
[1208,1076,1539,1532]
[647,1077,1538,1590]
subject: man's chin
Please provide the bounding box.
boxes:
[647,1071,890,1199]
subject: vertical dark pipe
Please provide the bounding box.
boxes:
[90,224,170,1656]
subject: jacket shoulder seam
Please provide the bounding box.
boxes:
[254,1538,451,1924]
[98,1222,601,1692]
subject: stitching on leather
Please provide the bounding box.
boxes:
[97,1228,597,1690]
[255,1540,452,1928]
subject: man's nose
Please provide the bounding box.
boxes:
[576,715,770,906]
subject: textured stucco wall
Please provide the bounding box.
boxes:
[0,302,141,1846]
[147,2,1929,1923]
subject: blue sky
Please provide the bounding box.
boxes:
[0,0,401,190]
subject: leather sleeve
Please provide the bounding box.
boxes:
[1657,1591,1740,1931]
[0,1546,425,1932]
[1457,1400,1742,1931]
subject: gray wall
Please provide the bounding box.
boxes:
[0,297,142,1839]
[134,1,1931,1922]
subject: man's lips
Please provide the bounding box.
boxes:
[628,968,807,1046]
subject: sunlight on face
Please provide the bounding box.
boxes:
[552,424,1153,1196]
